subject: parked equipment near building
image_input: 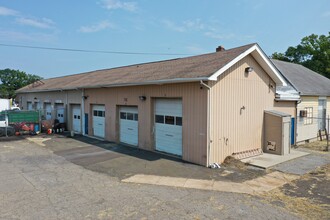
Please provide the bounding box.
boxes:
[0,110,40,136]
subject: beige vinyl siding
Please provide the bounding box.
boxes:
[85,82,208,166]
[208,54,276,163]
[264,112,291,155]
[274,101,296,117]
[296,96,319,143]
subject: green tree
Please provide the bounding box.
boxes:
[0,69,42,98]
[271,32,330,79]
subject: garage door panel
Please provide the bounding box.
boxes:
[155,100,182,116]
[155,137,182,156]
[45,103,52,120]
[72,105,81,133]
[92,105,105,138]
[119,107,138,146]
[155,99,182,156]
[155,135,182,147]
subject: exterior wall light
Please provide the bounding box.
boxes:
[139,96,146,101]
[245,67,254,73]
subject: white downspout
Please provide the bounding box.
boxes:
[82,89,85,135]
[200,80,211,167]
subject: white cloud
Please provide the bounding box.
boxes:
[16,17,55,29]
[101,0,137,11]
[78,20,115,33]
[162,18,255,42]
[183,19,204,30]
[204,31,236,40]
[0,6,18,16]
[0,29,57,42]
[162,20,186,32]
[204,31,255,41]
[162,19,205,33]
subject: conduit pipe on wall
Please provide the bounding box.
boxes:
[200,80,211,167]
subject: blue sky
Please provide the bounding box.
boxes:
[0,0,329,78]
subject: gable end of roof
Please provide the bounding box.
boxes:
[208,44,287,86]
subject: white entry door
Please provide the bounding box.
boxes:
[72,105,81,133]
[92,105,105,138]
[44,103,52,120]
[155,99,182,156]
[119,106,138,146]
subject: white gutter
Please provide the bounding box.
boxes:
[200,80,211,167]
[16,77,210,93]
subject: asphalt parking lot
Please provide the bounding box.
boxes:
[0,134,329,219]
[37,134,267,182]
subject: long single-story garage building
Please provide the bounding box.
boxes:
[17,43,295,166]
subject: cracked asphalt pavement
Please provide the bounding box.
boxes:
[0,135,324,219]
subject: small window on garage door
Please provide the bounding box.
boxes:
[94,110,105,117]
[155,115,182,126]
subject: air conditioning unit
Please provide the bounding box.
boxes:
[300,110,307,117]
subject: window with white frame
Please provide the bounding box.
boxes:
[304,107,313,125]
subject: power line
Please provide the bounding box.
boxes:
[0,43,193,56]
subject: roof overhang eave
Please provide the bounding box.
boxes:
[17,77,210,93]
[77,77,210,89]
[15,88,70,94]
[299,93,330,97]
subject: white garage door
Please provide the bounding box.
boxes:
[55,103,65,123]
[120,106,138,146]
[72,105,81,133]
[44,103,52,120]
[27,102,33,110]
[35,102,41,110]
[155,99,182,156]
[93,105,105,138]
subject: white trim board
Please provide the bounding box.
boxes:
[208,44,287,86]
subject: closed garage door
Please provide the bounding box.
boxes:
[93,105,105,138]
[27,102,33,110]
[44,103,52,120]
[55,103,65,123]
[120,106,138,146]
[155,99,182,156]
[72,105,81,133]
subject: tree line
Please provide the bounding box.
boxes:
[271,32,330,79]
[0,69,42,99]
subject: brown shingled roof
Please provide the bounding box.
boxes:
[17,43,256,93]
